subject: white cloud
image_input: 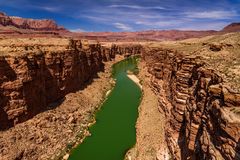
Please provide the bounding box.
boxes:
[135,20,183,28]
[176,22,229,31]
[139,14,165,19]
[81,15,110,22]
[113,22,133,31]
[70,28,86,32]
[76,6,238,31]
[185,10,237,19]
[109,5,165,10]
[40,6,61,12]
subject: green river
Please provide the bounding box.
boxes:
[69,57,142,160]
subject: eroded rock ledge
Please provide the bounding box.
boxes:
[143,48,240,159]
[0,38,142,130]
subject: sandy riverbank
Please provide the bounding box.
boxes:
[125,60,169,160]
[127,74,142,89]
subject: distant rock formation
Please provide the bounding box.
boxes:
[74,30,218,42]
[1,11,240,41]
[0,12,66,31]
[222,23,240,32]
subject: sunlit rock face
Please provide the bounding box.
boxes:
[143,48,240,160]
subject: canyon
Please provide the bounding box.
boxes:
[125,33,240,160]
[0,38,142,159]
[0,13,240,160]
[0,38,142,130]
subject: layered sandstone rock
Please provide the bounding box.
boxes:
[143,48,240,159]
[0,38,142,130]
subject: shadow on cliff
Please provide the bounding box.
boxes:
[0,58,17,81]
[23,57,104,117]
[0,99,10,130]
[234,139,240,159]
[0,58,17,130]
[0,55,105,130]
[45,69,102,110]
[44,62,105,111]
[178,114,190,160]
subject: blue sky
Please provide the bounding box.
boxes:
[0,0,240,31]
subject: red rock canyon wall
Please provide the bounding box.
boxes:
[0,40,142,130]
[143,48,240,160]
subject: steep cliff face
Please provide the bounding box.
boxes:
[0,39,142,130]
[143,48,240,159]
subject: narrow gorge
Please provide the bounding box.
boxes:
[0,34,240,160]
[0,38,143,160]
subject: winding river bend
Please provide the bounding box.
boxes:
[69,57,142,160]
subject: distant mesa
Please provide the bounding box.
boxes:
[0,12,68,37]
[222,22,240,32]
[0,12,66,31]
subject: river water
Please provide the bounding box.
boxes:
[69,57,142,160]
